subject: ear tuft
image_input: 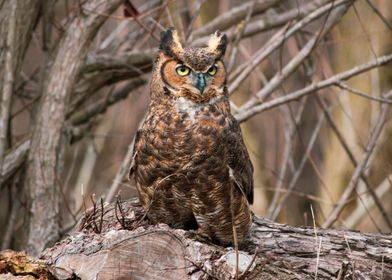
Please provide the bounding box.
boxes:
[208,31,227,58]
[159,27,184,58]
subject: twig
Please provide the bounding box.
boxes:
[310,204,318,238]
[334,82,392,104]
[364,0,392,33]
[315,236,323,279]
[115,194,126,229]
[344,174,392,228]
[232,224,239,280]
[184,257,220,280]
[266,96,308,219]
[139,1,167,47]
[227,1,255,73]
[191,0,330,48]
[90,194,99,233]
[238,1,351,110]
[164,5,175,29]
[99,197,104,233]
[123,0,160,41]
[240,0,331,39]
[184,0,203,42]
[264,184,337,205]
[352,3,378,59]
[271,111,326,220]
[191,0,280,38]
[322,93,391,227]
[315,95,392,230]
[228,0,352,95]
[228,24,287,85]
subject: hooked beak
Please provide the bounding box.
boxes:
[194,73,206,94]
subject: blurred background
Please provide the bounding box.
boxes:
[0,0,392,254]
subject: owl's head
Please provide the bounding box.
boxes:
[151,28,228,103]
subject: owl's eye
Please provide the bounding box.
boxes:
[176,65,191,76]
[207,65,217,76]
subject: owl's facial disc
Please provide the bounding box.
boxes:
[161,56,225,101]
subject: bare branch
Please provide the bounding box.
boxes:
[235,52,392,122]
[316,95,392,230]
[83,51,155,73]
[364,0,392,32]
[334,82,392,104]
[266,97,308,219]
[322,92,392,228]
[344,174,392,228]
[69,78,146,126]
[228,0,353,94]
[241,0,331,38]
[191,0,280,38]
[271,111,327,220]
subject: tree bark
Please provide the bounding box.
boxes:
[25,0,122,256]
[35,198,392,280]
[0,0,42,179]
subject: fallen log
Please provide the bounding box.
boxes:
[1,198,391,279]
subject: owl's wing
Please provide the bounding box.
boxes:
[128,130,141,179]
[227,119,254,204]
[129,113,148,179]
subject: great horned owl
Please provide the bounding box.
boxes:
[129,28,253,245]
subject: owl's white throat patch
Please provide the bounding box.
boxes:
[175,96,223,122]
[175,97,200,122]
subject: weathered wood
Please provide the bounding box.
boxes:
[38,198,392,280]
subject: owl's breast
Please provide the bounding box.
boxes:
[134,100,230,186]
[162,100,229,158]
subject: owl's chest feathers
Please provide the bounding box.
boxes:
[141,98,229,164]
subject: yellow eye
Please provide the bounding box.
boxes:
[207,65,217,76]
[176,65,190,76]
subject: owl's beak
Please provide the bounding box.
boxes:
[194,73,206,94]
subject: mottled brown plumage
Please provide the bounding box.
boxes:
[129,28,253,245]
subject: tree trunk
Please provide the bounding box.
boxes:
[0,0,42,182]
[24,0,122,256]
[32,198,391,279]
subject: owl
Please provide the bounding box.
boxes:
[129,28,253,245]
